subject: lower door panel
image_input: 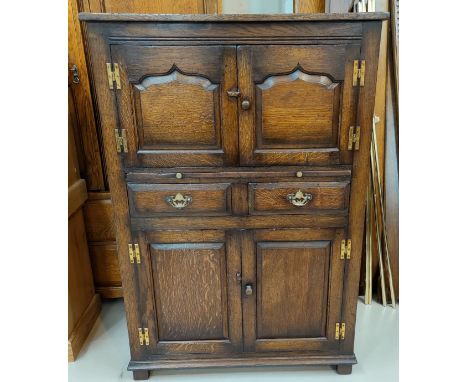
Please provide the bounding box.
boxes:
[242,228,346,352]
[135,230,243,355]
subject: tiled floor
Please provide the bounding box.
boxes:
[69,298,398,381]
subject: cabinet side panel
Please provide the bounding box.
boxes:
[341,21,382,354]
[82,23,144,358]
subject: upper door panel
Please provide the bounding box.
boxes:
[111,45,238,168]
[238,44,360,166]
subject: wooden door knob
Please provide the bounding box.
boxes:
[245,284,253,296]
[241,99,251,110]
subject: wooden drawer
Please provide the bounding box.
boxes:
[248,181,350,215]
[127,183,232,217]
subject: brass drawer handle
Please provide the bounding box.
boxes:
[165,193,192,209]
[287,190,312,207]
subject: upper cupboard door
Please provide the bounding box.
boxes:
[111,45,238,168]
[238,45,360,166]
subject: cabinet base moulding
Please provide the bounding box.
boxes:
[128,354,356,374]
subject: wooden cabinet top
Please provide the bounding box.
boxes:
[79,12,389,23]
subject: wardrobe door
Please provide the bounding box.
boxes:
[111,45,238,168]
[238,44,360,166]
[134,230,243,355]
[242,229,346,352]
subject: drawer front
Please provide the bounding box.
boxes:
[128,183,232,217]
[249,181,350,215]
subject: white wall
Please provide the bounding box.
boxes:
[222,0,293,14]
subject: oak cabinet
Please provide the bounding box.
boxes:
[81,12,386,380]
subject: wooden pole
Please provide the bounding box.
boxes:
[370,142,387,307]
[371,121,396,307]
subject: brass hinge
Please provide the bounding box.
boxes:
[335,323,346,340]
[353,60,365,87]
[348,126,360,151]
[128,243,140,264]
[115,129,128,153]
[106,63,121,89]
[138,328,149,346]
[340,239,352,260]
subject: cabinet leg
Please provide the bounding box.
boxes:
[133,370,150,380]
[336,364,353,375]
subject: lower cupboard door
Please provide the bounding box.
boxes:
[241,228,346,352]
[135,230,243,355]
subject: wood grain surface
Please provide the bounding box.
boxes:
[81,15,385,377]
[128,183,232,216]
[249,181,350,214]
[152,243,227,341]
[113,45,238,167]
[80,0,220,14]
[79,12,389,22]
